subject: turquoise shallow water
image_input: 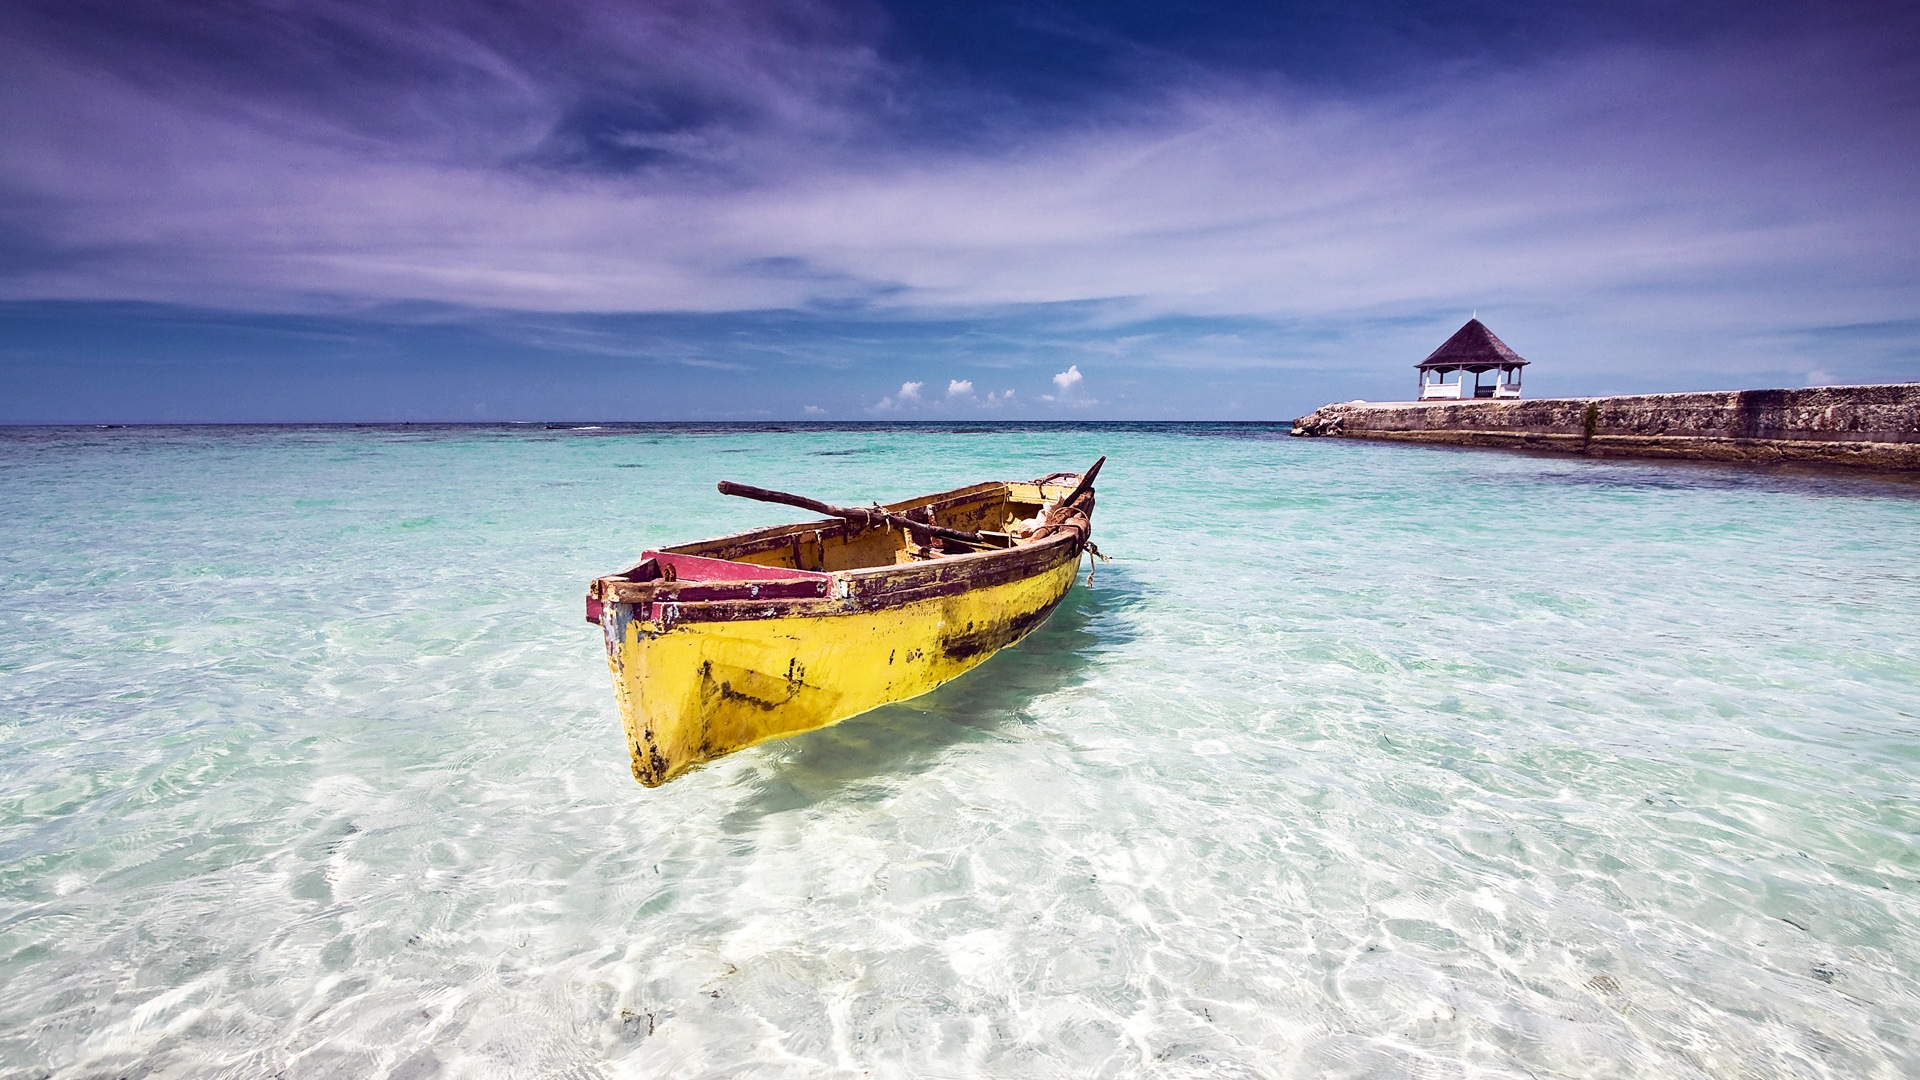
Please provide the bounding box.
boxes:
[1,423,1918,1079]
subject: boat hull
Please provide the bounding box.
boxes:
[601,539,1081,786]
[589,470,1099,787]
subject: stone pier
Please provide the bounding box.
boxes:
[1290,383,1920,470]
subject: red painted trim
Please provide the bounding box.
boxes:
[644,550,832,583]
[585,597,604,625]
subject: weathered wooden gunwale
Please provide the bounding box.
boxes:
[587,478,1083,618]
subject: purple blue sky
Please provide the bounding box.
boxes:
[3,0,1917,421]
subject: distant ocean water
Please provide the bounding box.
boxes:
[1,422,1917,1079]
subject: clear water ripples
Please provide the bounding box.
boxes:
[1,423,1916,1078]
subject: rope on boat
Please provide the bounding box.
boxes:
[1082,541,1110,586]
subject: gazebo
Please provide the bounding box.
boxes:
[1416,318,1528,400]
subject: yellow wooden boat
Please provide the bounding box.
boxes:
[586,460,1103,787]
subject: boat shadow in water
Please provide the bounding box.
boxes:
[719,565,1146,823]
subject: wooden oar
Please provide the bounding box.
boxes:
[719,458,1105,548]
[716,481,1005,547]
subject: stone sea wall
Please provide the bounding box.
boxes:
[1290,383,1920,469]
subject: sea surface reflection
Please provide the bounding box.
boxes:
[0,424,1916,1078]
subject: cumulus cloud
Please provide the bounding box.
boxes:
[1041,364,1099,408]
[872,379,923,411]
[947,379,973,396]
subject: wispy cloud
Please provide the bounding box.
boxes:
[1,0,1916,418]
[5,14,1915,340]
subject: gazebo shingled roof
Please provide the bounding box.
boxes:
[1417,319,1529,372]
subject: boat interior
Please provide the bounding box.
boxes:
[622,477,1078,581]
